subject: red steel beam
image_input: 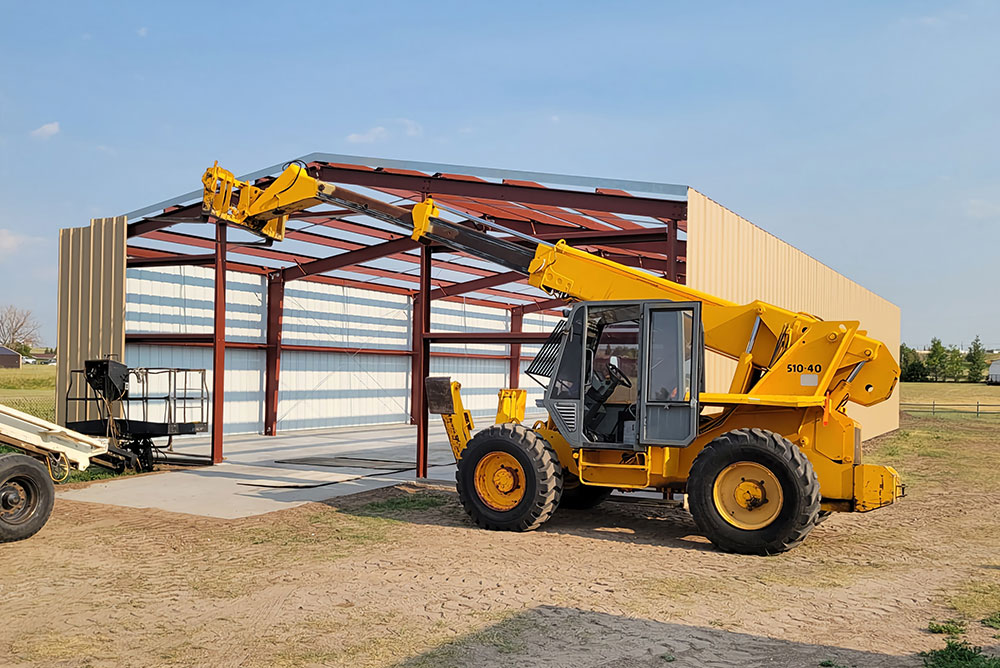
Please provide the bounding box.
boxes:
[427,270,524,301]
[127,253,216,268]
[312,163,687,220]
[264,278,284,436]
[211,222,227,464]
[279,237,418,282]
[519,297,569,315]
[127,202,202,238]
[424,331,551,344]
[124,335,517,361]
[128,246,422,296]
[145,229,555,308]
[127,245,535,312]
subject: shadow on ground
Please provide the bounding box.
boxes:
[333,485,718,553]
[392,605,929,667]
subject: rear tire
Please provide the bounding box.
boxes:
[559,472,613,510]
[0,453,55,543]
[456,424,562,531]
[687,428,820,555]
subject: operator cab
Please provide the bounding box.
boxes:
[536,300,702,451]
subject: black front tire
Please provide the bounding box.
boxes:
[559,472,613,510]
[0,453,55,543]
[456,424,562,531]
[687,428,820,555]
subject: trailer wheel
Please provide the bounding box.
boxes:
[0,453,55,543]
[687,428,820,555]
[559,472,613,510]
[456,424,562,531]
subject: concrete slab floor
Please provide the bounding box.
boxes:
[57,421,461,519]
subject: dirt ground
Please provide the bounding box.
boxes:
[2,412,999,668]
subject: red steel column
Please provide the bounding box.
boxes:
[415,245,431,479]
[211,221,227,464]
[508,308,523,389]
[669,218,683,284]
[264,276,284,436]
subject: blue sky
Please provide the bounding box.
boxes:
[1,1,997,348]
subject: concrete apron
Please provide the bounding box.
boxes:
[56,421,460,519]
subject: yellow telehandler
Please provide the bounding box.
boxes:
[202,163,903,554]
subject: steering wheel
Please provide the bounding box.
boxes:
[606,362,633,388]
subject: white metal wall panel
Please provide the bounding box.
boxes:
[126,266,265,343]
[125,344,265,435]
[281,282,410,350]
[686,189,901,438]
[277,350,410,430]
[123,266,567,434]
[430,301,509,357]
[429,356,508,419]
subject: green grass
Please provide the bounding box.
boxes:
[950,577,1000,620]
[920,639,1000,668]
[900,382,1000,410]
[0,367,58,421]
[357,493,449,515]
[0,365,57,390]
[819,661,847,668]
[928,619,968,635]
[868,415,1000,489]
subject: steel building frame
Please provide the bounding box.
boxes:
[123,154,690,474]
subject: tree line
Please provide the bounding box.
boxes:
[900,336,990,383]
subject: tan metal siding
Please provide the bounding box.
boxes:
[686,189,900,438]
[56,217,127,425]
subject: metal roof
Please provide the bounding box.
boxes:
[124,154,689,313]
[124,153,688,222]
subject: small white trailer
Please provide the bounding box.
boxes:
[0,402,107,542]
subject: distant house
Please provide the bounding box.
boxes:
[0,346,22,369]
[989,360,1000,386]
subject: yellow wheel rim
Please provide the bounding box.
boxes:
[712,462,784,530]
[474,451,526,512]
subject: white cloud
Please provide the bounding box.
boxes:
[0,229,29,258]
[898,12,967,28]
[137,27,148,37]
[966,198,1000,220]
[29,122,60,139]
[95,144,116,155]
[346,126,388,143]
[549,115,560,123]
[398,118,422,137]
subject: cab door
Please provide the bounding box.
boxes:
[544,304,588,446]
[638,301,702,447]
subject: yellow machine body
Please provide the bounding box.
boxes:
[421,228,903,514]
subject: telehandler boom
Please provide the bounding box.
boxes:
[202,163,902,554]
